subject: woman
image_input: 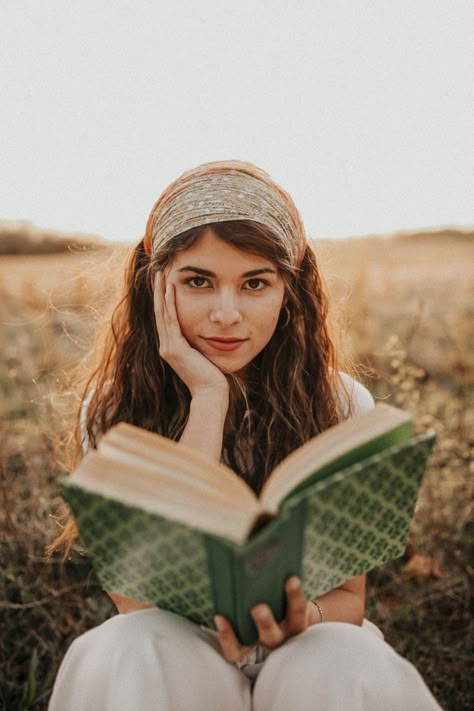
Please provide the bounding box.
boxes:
[48,160,441,710]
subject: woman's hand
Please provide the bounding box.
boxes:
[214,576,311,663]
[154,271,229,397]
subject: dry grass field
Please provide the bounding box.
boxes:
[1,228,472,709]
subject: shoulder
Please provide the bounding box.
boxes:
[79,379,113,454]
[79,387,96,454]
[334,370,375,419]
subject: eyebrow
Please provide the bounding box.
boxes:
[176,266,277,278]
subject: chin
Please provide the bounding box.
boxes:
[211,359,246,373]
[208,355,251,374]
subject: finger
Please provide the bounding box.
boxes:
[214,616,245,664]
[161,277,179,328]
[164,281,187,344]
[154,272,170,352]
[153,271,166,325]
[251,604,284,648]
[283,577,308,635]
[163,280,177,323]
[153,269,163,296]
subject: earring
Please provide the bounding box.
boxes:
[280,305,290,328]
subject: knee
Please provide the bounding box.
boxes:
[253,623,436,711]
[59,608,200,677]
[260,622,386,685]
[51,610,212,698]
[302,621,390,676]
[50,610,253,711]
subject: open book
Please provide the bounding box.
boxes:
[59,403,436,644]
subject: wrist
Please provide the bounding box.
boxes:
[191,386,229,408]
[307,599,324,626]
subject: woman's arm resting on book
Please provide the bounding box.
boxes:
[306,573,366,627]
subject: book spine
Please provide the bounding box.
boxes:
[204,497,308,645]
[202,532,238,631]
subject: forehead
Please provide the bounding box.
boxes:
[171,229,276,271]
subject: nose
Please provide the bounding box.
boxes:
[209,290,242,325]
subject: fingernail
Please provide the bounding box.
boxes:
[253,605,270,619]
[289,577,301,591]
[214,616,225,632]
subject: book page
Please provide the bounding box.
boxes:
[68,421,270,542]
[259,404,412,510]
[100,424,252,506]
[68,449,264,543]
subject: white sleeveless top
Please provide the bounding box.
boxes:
[335,370,375,417]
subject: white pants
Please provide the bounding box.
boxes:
[48,608,442,711]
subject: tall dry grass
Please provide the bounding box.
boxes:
[0,231,472,709]
[0,220,108,254]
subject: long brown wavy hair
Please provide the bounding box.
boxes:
[46,219,358,558]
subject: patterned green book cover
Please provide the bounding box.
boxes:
[59,428,436,645]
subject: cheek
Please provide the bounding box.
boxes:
[248,303,282,342]
[257,295,285,324]
[174,290,199,315]
[173,293,197,331]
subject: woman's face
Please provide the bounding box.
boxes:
[164,228,286,375]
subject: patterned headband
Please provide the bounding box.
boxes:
[143,160,308,268]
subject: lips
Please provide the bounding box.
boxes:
[203,337,247,352]
[204,337,246,343]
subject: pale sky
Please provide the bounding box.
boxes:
[1,1,473,242]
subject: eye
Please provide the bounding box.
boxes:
[244,278,269,291]
[184,277,270,291]
[185,276,209,288]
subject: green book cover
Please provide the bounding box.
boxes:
[59,425,436,645]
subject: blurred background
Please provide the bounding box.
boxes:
[1,2,472,709]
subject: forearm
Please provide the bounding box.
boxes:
[306,586,365,627]
[179,388,229,461]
